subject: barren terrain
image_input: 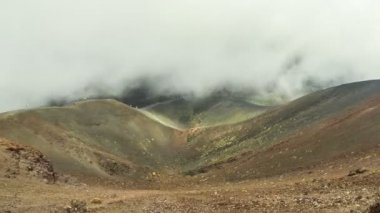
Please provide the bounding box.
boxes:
[1,80,380,212]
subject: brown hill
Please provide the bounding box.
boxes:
[0,81,379,212]
[0,100,186,185]
[1,81,380,182]
[183,80,380,180]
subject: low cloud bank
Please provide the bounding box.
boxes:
[1,0,380,111]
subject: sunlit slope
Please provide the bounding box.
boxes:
[143,96,269,128]
[0,100,185,181]
[184,80,380,179]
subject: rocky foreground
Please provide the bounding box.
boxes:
[1,166,379,212]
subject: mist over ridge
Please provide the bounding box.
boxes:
[1,0,380,112]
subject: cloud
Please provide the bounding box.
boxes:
[1,0,380,111]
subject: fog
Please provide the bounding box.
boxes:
[1,0,380,112]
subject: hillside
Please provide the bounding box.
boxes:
[0,81,379,212]
[1,81,380,182]
[0,99,186,185]
[183,80,380,180]
[142,96,269,129]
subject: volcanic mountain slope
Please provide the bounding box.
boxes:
[0,80,380,212]
[142,95,269,129]
[0,99,186,185]
[0,81,379,183]
[183,80,380,180]
[0,97,227,184]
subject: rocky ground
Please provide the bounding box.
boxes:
[0,167,379,213]
[0,133,379,213]
[1,137,379,212]
[0,138,56,183]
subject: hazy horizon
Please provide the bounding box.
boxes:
[1,0,380,112]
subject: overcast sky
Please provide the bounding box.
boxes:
[1,0,380,112]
